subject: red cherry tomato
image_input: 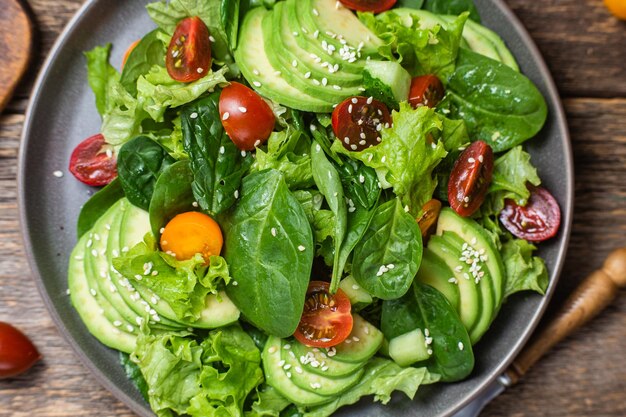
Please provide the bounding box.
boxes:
[448,141,494,217]
[500,186,561,242]
[69,133,117,186]
[293,281,353,348]
[166,17,212,83]
[408,75,445,108]
[332,96,392,152]
[219,82,275,151]
[339,0,397,13]
[0,322,41,379]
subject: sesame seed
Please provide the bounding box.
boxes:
[367,96,373,104]
[283,344,291,350]
[333,85,341,90]
[126,325,134,332]
[254,139,261,147]
[234,190,239,199]
[381,156,386,163]
[427,349,433,355]
[352,284,360,290]
[197,67,204,74]
[305,71,311,79]
[298,245,306,252]
[359,174,365,183]
[271,227,277,237]
[113,320,122,327]
[268,346,277,354]
[278,360,285,367]
[312,8,319,16]
[458,342,464,350]
[292,60,298,67]
[295,366,303,374]
[478,155,484,163]
[209,35,216,42]
[238,106,247,113]
[253,81,262,87]
[90,288,97,296]
[222,112,230,120]
[189,112,198,119]
[286,371,292,378]
[468,157,476,163]
[241,150,247,157]
[253,69,260,76]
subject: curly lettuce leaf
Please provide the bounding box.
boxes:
[112,235,231,322]
[359,10,467,80]
[133,325,263,417]
[502,239,549,298]
[301,357,439,417]
[85,44,120,116]
[333,104,448,215]
[245,386,291,417]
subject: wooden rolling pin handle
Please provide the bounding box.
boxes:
[505,248,626,385]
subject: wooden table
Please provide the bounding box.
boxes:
[1,1,625,416]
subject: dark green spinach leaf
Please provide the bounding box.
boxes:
[148,160,195,237]
[77,178,125,238]
[381,282,474,381]
[447,49,548,152]
[120,29,165,96]
[311,142,347,293]
[182,92,253,215]
[336,158,379,210]
[423,0,480,22]
[117,136,175,211]
[221,0,241,51]
[397,0,425,8]
[119,352,149,402]
[352,198,422,300]
[222,169,314,337]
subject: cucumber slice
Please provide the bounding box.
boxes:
[363,60,411,109]
[339,275,373,310]
[388,328,431,367]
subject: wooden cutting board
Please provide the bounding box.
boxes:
[0,0,33,113]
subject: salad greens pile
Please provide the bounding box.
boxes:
[68,0,557,416]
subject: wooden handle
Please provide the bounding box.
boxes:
[505,247,626,385]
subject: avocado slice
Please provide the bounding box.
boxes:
[234,7,333,112]
[415,248,461,311]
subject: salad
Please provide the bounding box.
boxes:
[66,0,562,416]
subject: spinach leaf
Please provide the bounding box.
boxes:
[335,204,378,280]
[148,160,195,237]
[446,49,548,152]
[222,169,314,337]
[336,158,379,210]
[182,92,253,215]
[221,0,241,51]
[352,198,422,300]
[311,142,347,293]
[292,189,323,224]
[423,0,481,22]
[381,282,474,381]
[120,30,165,96]
[76,179,125,238]
[117,136,175,211]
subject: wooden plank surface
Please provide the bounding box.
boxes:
[1,0,625,416]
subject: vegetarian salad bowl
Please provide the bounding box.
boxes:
[18,0,572,416]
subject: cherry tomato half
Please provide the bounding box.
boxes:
[69,133,117,187]
[417,199,442,239]
[293,281,353,348]
[339,0,397,13]
[448,141,494,217]
[408,75,445,109]
[0,322,41,379]
[160,211,223,262]
[166,17,212,83]
[122,39,140,69]
[332,96,392,152]
[219,82,275,151]
[500,186,561,242]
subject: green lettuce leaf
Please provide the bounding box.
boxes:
[133,325,263,417]
[245,385,291,417]
[333,104,448,215]
[138,65,228,122]
[300,357,439,417]
[85,44,120,116]
[112,235,231,322]
[359,11,467,79]
[253,127,315,190]
[502,239,549,298]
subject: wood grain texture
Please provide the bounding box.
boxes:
[0,0,625,416]
[0,0,33,112]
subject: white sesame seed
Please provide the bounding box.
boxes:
[478,155,484,163]
[253,81,262,87]
[254,139,261,147]
[241,150,247,157]
[427,349,433,355]
[113,320,122,327]
[298,245,306,252]
[305,71,312,79]
[222,112,230,121]
[238,106,248,113]
[189,112,198,119]
[271,228,277,237]
[295,366,303,374]
[312,8,319,16]
[458,342,464,350]
[197,67,204,74]
[367,96,373,104]
[292,60,298,67]
[209,35,216,42]
[234,190,239,198]
[468,157,476,163]
[278,360,285,367]
[253,69,260,76]
[268,346,277,354]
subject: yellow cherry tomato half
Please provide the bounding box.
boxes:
[604,0,626,20]
[160,212,223,261]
